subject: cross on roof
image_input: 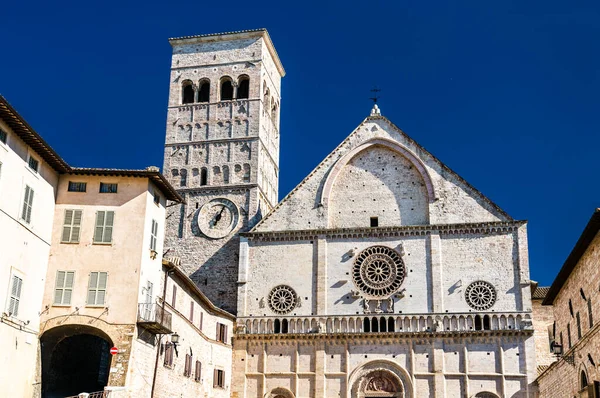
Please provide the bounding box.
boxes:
[370,87,381,104]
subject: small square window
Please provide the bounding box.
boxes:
[68,181,87,192]
[28,156,39,172]
[154,191,161,205]
[370,217,379,227]
[99,183,118,193]
[0,129,7,144]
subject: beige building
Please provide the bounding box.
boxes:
[0,95,68,398]
[536,209,600,397]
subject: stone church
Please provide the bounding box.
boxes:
[162,29,536,397]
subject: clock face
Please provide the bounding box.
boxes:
[197,198,239,239]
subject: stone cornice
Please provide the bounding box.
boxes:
[233,329,533,343]
[242,221,526,242]
[166,136,257,147]
[176,184,255,195]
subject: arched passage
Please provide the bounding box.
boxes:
[41,324,113,398]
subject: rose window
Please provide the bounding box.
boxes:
[352,246,405,298]
[465,281,497,311]
[268,285,298,315]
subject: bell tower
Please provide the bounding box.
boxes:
[162,29,285,313]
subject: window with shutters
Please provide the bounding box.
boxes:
[194,360,202,382]
[99,182,118,193]
[153,191,161,205]
[214,369,225,388]
[21,185,34,224]
[172,285,177,308]
[163,343,174,367]
[0,128,7,144]
[87,272,107,306]
[61,209,82,243]
[150,219,158,251]
[216,322,227,343]
[7,274,23,316]
[28,156,39,172]
[200,311,203,330]
[68,181,87,192]
[54,271,74,305]
[93,211,114,244]
[190,301,194,322]
[184,354,192,377]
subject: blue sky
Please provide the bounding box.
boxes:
[2,1,599,286]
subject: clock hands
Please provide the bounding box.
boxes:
[212,205,227,227]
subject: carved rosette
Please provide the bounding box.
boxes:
[353,246,406,299]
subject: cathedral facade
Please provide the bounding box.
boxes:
[162,29,537,397]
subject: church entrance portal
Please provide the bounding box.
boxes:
[40,325,112,398]
[358,370,403,397]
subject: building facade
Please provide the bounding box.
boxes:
[0,96,68,398]
[162,29,285,314]
[536,209,600,397]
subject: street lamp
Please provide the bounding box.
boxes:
[551,342,574,365]
[171,332,180,346]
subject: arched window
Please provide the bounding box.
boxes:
[182,81,194,104]
[220,78,233,101]
[483,315,491,330]
[379,317,387,332]
[363,318,370,333]
[387,317,395,332]
[271,100,278,123]
[274,319,281,334]
[263,86,270,108]
[200,168,208,186]
[281,319,288,334]
[180,169,187,187]
[581,370,588,389]
[371,317,379,333]
[237,76,249,99]
[198,79,210,102]
[223,165,230,184]
[475,315,483,331]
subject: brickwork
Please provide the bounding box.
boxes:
[162,30,284,314]
[531,295,555,367]
[537,230,600,397]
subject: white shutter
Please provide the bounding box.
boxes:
[8,275,23,316]
[97,272,107,305]
[54,271,74,305]
[71,210,82,242]
[21,186,34,223]
[104,211,114,243]
[94,211,105,243]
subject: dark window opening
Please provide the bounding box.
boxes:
[68,182,87,192]
[370,217,379,227]
[379,317,387,332]
[581,288,587,301]
[198,81,210,102]
[483,315,491,330]
[282,319,288,334]
[581,370,589,389]
[475,315,483,331]
[0,129,7,144]
[99,183,118,193]
[371,318,379,333]
[567,323,572,348]
[363,318,370,332]
[220,80,233,101]
[237,78,249,99]
[28,156,39,172]
[200,168,208,186]
[274,319,281,334]
[180,169,187,187]
[387,317,395,332]
[569,299,574,317]
[182,83,195,104]
[588,299,594,328]
[577,312,582,339]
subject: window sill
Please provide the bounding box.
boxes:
[25,165,39,178]
[86,304,107,308]
[92,242,113,246]
[60,241,80,245]
[52,304,72,308]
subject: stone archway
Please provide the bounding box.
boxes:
[40,324,114,398]
[349,360,413,398]
[265,387,295,398]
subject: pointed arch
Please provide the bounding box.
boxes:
[320,138,436,208]
[348,359,413,398]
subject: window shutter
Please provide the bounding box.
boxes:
[224,325,228,342]
[55,271,66,304]
[64,271,74,304]
[200,312,203,330]
[104,211,114,242]
[213,369,218,387]
[97,272,107,305]
[71,210,82,242]
[216,323,220,341]
[88,272,98,304]
[172,286,177,308]
[190,301,194,322]
[22,186,34,223]
[26,188,33,223]
[94,211,105,242]
[62,210,73,242]
[9,275,23,315]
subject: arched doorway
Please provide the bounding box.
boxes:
[41,324,113,398]
[474,392,500,398]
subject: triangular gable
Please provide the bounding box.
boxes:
[252,110,512,232]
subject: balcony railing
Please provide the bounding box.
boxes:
[137,303,172,334]
[237,312,533,335]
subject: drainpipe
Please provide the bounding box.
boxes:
[150,266,170,398]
